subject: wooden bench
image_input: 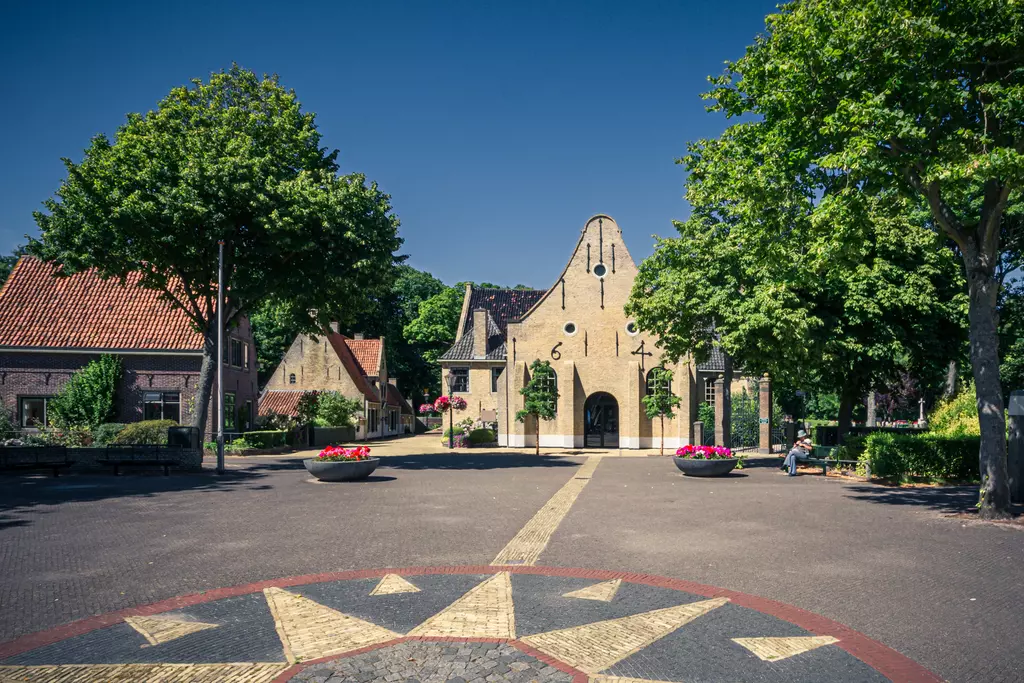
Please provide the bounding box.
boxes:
[0,446,75,477]
[98,445,182,476]
[795,445,863,475]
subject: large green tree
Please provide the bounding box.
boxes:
[403,284,465,367]
[30,65,402,437]
[1000,283,1024,399]
[639,0,1022,518]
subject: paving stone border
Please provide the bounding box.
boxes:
[0,566,941,683]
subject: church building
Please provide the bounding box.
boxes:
[438,215,753,449]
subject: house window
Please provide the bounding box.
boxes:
[449,367,469,393]
[224,392,236,430]
[389,409,398,432]
[289,373,296,385]
[368,407,379,432]
[243,343,250,370]
[230,339,243,368]
[144,391,181,422]
[646,368,671,396]
[491,367,503,393]
[704,378,716,404]
[19,396,52,427]
[240,401,252,431]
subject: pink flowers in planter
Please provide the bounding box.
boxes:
[434,396,466,412]
[317,445,371,461]
[675,444,734,460]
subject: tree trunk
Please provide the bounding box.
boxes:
[837,387,854,446]
[964,256,1011,519]
[660,414,665,456]
[945,360,958,398]
[191,329,218,440]
[535,416,540,456]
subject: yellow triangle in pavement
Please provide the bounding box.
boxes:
[408,572,515,639]
[563,579,622,602]
[124,615,218,646]
[521,597,728,673]
[263,587,400,663]
[733,635,840,661]
[369,573,421,596]
[0,663,286,682]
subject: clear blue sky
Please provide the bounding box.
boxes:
[1,0,777,289]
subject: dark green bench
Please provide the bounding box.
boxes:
[796,445,863,475]
[0,446,75,477]
[98,445,182,476]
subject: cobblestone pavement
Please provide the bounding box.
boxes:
[291,642,573,683]
[1,444,1020,681]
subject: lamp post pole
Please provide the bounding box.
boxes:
[216,240,225,475]
[445,372,453,450]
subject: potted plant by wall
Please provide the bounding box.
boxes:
[673,444,739,477]
[304,445,379,481]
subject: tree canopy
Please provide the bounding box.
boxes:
[630,0,1022,517]
[403,284,465,367]
[30,65,402,436]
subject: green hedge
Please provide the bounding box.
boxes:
[242,430,289,449]
[113,420,176,445]
[93,423,127,445]
[467,428,496,445]
[861,432,979,481]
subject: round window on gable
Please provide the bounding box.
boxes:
[563,321,578,336]
[593,263,607,278]
[625,321,639,336]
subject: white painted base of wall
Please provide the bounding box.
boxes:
[639,437,682,449]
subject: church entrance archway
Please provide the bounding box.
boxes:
[584,392,619,448]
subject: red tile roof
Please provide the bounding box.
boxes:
[258,390,304,418]
[345,338,382,376]
[328,334,380,403]
[0,256,203,351]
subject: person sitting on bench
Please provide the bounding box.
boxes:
[783,431,813,476]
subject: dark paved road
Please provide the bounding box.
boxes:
[0,451,1020,682]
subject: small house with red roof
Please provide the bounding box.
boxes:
[259,327,413,440]
[0,256,259,432]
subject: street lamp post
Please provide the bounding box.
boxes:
[216,240,225,475]
[444,371,454,450]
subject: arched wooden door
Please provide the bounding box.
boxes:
[584,392,619,448]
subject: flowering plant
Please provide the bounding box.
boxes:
[675,444,734,460]
[316,445,372,462]
[441,433,469,448]
[434,396,467,412]
[418,403,435,415]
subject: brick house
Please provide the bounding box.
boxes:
[0,256,259,434]
[438,215,756,449]
[260,328,414,439]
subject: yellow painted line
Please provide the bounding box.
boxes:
[491,456,602,566]
[263,587,399,663]
[521,597,729,673]
[733,635,839,661]
[408,572,515,639]
[369,573,421,596]
[0,663,287,682]
[124,615,218,646]
[563,579,622,602]
[590,677,683,683]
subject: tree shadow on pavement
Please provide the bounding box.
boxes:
[843,484,979,513]
[377,453,581,470]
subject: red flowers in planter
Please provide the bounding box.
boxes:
[675,444,734,460]
[317,445,371,461]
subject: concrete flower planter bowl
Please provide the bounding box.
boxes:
[673,456,738,477]
[304,457,380,482]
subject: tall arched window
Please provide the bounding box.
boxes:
[646,367,671,396]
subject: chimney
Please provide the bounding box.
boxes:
[388,377,397,386]
[329,322,339,333]
[473,309,488,358]
[354,332,365,340]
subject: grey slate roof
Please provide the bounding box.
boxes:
[461,288,545,335]
[439,310,507,361]
[696,345,726,372]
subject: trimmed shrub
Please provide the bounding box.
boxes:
[48,354,122,428]
[467,428,496,445]
[315,391,362,428]
[928,382,980,436]
[0,404,15,440]
[242,430,289,449]
[861,432,979,481]
[442,425,466,438]
[113,419,176,445]
[93,423,127,446]
[226,437,253,454]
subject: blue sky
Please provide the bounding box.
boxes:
[0,1,777,288]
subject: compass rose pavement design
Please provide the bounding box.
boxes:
[0,566,938,683]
